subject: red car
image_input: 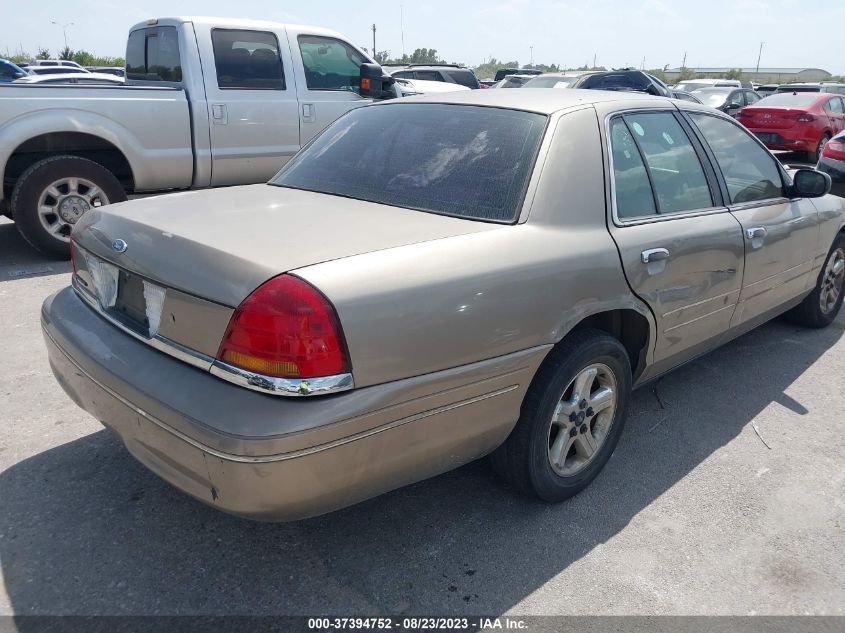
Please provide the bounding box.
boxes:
[736,92,845,161]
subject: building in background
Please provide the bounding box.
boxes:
[664,67,832,83]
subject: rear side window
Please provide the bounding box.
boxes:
[271,104,547,223]
[415,70,442,82]
[126,26,182,82]
[211,29,284,89]
[825,98,844,114]
[447,69,479,88]
[298,35,365,91]
[689,113,784,204]
[616,112,713,215]
[609,119,657,219]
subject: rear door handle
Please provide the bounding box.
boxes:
[211,103,228,125]
[745,227,768,240]
[641,248,670,263]
[301,103,316,123]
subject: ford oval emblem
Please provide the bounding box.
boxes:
[112,239,128,253]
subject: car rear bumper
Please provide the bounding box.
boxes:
[750,130,814,152]
[42,287,546,521]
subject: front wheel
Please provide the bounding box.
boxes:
[492,329,632,502]
[786,234,845,328]
[11,155,126,258]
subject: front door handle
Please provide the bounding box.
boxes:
[211,103,227,125]
[301,103,316,123]
[745,227,768,240]
[641,248,670,264]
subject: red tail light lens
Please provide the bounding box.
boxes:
[797,113,815,122]
[822,141,845,161]
[217,274,350,379]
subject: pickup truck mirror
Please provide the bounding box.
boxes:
[789,168,831,198]
[359,63,396,99]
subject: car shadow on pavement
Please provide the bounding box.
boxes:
[0,219,70,281]
[0,316,842,616]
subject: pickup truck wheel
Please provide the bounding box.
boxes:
[11,156,126,259]
[785,234,845,328]
[491,329,631,502]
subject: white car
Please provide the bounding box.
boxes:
[392,76,470,96]
[13,72,124,85]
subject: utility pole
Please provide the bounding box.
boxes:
[755,41,764,77]
[51,20,74,50]
[593,53,596,69]
[372,24,376,59]
[529,46,534,66]
[400,5,405,58]
[681,51,687,70]
[641,56,646,70]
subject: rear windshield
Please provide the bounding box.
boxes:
[775,86,820,93]
[758,94,819,106]
[524,76,575,89]
[271,104,547,223]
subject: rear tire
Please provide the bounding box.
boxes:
[808,133,831,164]
[785,233,845,328]
[11,155,126,259]
[491,329,632,502]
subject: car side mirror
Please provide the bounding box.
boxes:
[789,168,831,198]
[359,63,395,100]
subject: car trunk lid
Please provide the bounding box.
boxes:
[740,106,804,129]
[73,184,499,308]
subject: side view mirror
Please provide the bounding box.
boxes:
[789,168,831,198]
[14,71,26,79]
[359,63,395,99]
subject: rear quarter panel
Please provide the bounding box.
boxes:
[296,106,654,388]
[0,85,193,194]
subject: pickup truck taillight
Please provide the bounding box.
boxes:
[216,274,351,379]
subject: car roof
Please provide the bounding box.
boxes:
[691,87,738,93]
[392,88,669,114]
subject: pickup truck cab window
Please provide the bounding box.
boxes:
[211,29,285,90]
[610,112,713,218]
[297,35,365,91]
[688,113,784,204]
[126,26,182,82]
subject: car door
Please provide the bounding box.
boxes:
[286,29,373,146]
[686,112,821,328]
[825,97,845,135]
[197,25,301,186]
[603,108,745,376]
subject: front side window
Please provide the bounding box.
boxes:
[619,112,713,214]
[0,63,16,80]
[126,26,182,82]
[211,29,284,90]
[689,113,784,204]
[727,91,743,107]
[298,35,366,91]
[271,104,547,222]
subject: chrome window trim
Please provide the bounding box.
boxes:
[71,275,354,398]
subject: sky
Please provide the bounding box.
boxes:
[2,0,842,75]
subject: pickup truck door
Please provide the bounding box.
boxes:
[686,112,820,328]
[602,109,745,378]
[285,27,373,145]
[196,24,301,186]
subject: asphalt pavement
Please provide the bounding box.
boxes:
[0,191,843,616]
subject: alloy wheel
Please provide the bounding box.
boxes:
[547,363,618,476]
[820,247,845,315]
[36,176,110,243]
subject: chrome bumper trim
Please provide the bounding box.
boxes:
[71,275,354,398]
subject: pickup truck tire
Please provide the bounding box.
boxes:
[491,329,631,502]
[785,233,845,328]
[12,155,126,259]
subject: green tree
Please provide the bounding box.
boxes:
[59,46,73,61]
[724,68,744,80]
[36,47,51,60]
[473,57,520,81]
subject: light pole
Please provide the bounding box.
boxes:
[529,46,533,66]
[755,41,764,78]
[51,20,74,50]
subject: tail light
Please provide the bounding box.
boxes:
[784,112,815,122]
[217,274,350,379]
[822,140,845,161]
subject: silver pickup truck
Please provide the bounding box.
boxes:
[0,16,422,256]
